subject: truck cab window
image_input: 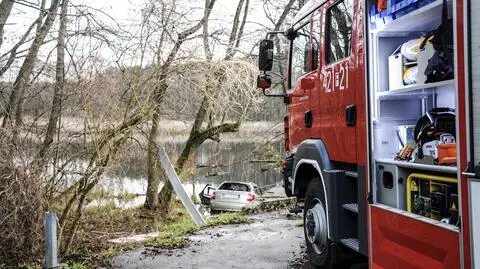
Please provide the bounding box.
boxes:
[326,0,353,64]
[311,12,321,71]
[290,23,311,87]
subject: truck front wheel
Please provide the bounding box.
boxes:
[304,179,333,269]
[283,177,293,197]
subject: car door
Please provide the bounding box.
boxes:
[199,184,215,205]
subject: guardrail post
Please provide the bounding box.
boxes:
[44,212,58,269]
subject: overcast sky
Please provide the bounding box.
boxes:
[1,0,292,81]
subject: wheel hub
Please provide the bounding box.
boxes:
[305,199,327,254]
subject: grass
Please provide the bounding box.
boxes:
[69,262,89,269]
[145,206,199,249]
[60,262,89,269]
[10,263,39,269]
[190,193,199,204]
[206,212,252,227]
[146,207,252,249]
[3,262,88,269]
[146,236,190,249]
[85,189,138,204]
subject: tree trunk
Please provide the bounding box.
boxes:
[144,69,167,210]
[225,0,245,60]
[144,111,161,210]
[39,0,68,160]
[0,0,15,50]
[1,0,60,134]
[157,180,174,213]
[234,0,249,50]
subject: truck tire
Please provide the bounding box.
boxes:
[283,177,293,197]
[304,178,333,269]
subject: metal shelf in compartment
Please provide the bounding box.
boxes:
[373,0,451,33]
[377,79,454,100]
[376,158,457,174]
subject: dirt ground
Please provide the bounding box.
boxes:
[109,210,308,269]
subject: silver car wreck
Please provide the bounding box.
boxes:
[200,181,262,212]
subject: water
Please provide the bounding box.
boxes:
[89,139,284,208]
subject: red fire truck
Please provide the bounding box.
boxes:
[257,0,479,268]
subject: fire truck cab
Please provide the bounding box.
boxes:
[257,0,480,268]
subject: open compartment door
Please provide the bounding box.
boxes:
[371,205,459,269]
[367,0,462,268]
[463,0,480,268]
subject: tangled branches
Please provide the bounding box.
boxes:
[0,138,46,265]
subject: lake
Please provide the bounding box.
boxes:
[90,139,284,208]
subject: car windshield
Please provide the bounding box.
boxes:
[218,182,251,192]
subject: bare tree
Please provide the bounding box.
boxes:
[155,0,260,213]
[144,0,217,210]
[1,0,61,136]
[39,0,68,160]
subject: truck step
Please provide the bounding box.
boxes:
[345,171,358,179]
[342,203,359,213]
[340,238,360,252]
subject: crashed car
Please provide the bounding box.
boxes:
[199,181,262,212]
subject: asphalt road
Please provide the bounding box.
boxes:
[109,210,306,269]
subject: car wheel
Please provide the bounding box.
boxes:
[304,178,333,269]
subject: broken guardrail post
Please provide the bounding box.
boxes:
[44,212,58,269]
[158,148,206,226]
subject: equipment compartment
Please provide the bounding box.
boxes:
[375,159,458,223]
[375,163,408,209]
[369,0,456,163]
[368,0,458,230]
[406,173,458,224]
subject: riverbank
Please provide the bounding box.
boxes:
[59,203,252,267]
[58,185,294,268]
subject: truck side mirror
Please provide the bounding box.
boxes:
[259,39,274,71]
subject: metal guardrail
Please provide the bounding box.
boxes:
[158,148,206,226]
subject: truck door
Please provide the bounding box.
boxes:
[286,16,318,150]
[316,0,357,163]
